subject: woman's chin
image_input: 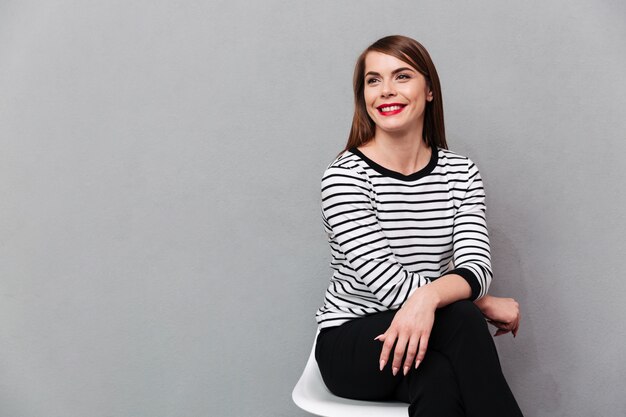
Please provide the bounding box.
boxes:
[376,124,413,136]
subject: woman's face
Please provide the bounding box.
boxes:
[363,51,433,136]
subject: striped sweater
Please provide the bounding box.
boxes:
[315,146,492,329]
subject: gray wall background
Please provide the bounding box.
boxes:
[1,1,625,416]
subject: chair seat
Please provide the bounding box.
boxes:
[292,330,407,417]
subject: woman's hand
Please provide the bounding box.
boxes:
[374,288,438,376]
[475,295,520,337]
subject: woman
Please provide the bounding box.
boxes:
[314,35,524,417]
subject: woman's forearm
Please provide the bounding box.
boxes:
[407,274,472,309]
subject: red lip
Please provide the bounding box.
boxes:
[377,103,407,116]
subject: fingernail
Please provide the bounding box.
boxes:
[392,367,398,376]
[403,366,409,376]
[415,359,421,369]
[379,360,385,371]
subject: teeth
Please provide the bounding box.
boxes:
[380,105,403,112]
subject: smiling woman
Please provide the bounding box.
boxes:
[364,54,433,137]
[313,35,525,417]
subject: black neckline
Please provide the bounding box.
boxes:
[349,146,439,182]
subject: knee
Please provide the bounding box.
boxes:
[449,299,482,316]
[442,300,487,330]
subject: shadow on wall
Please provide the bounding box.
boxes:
[489,226,562,416]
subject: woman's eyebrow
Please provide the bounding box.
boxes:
[365,67,415,77]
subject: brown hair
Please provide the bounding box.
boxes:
[342,35,447,153]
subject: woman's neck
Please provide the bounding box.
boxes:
[359,130,431,176]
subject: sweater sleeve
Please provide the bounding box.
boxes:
[321,165,431,309]
[447,159,493,300]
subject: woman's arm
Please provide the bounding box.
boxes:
[378,285,522,376]
[447,159,493,300]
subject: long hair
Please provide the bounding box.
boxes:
[343,35,447,153]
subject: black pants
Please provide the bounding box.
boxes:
[315,300,524,417]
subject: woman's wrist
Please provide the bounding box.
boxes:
[407,285,440,310]
[474,294,492,313]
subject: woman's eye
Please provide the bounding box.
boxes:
[397,74,411,80]
[366,78,378,84]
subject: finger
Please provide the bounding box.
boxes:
[379,332,397,371]
[508,315,518,336]
[515,312,521,337]
[392,335,409,376]
[374,334,385,341]
[403,336,419,375]
[494,329,510,337]
[415,332,430,368]
[491,318,515,330]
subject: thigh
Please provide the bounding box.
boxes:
[315,310,402,401]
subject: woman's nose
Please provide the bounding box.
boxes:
[381,80,396,97]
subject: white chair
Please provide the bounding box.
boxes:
[292,330,407,417]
